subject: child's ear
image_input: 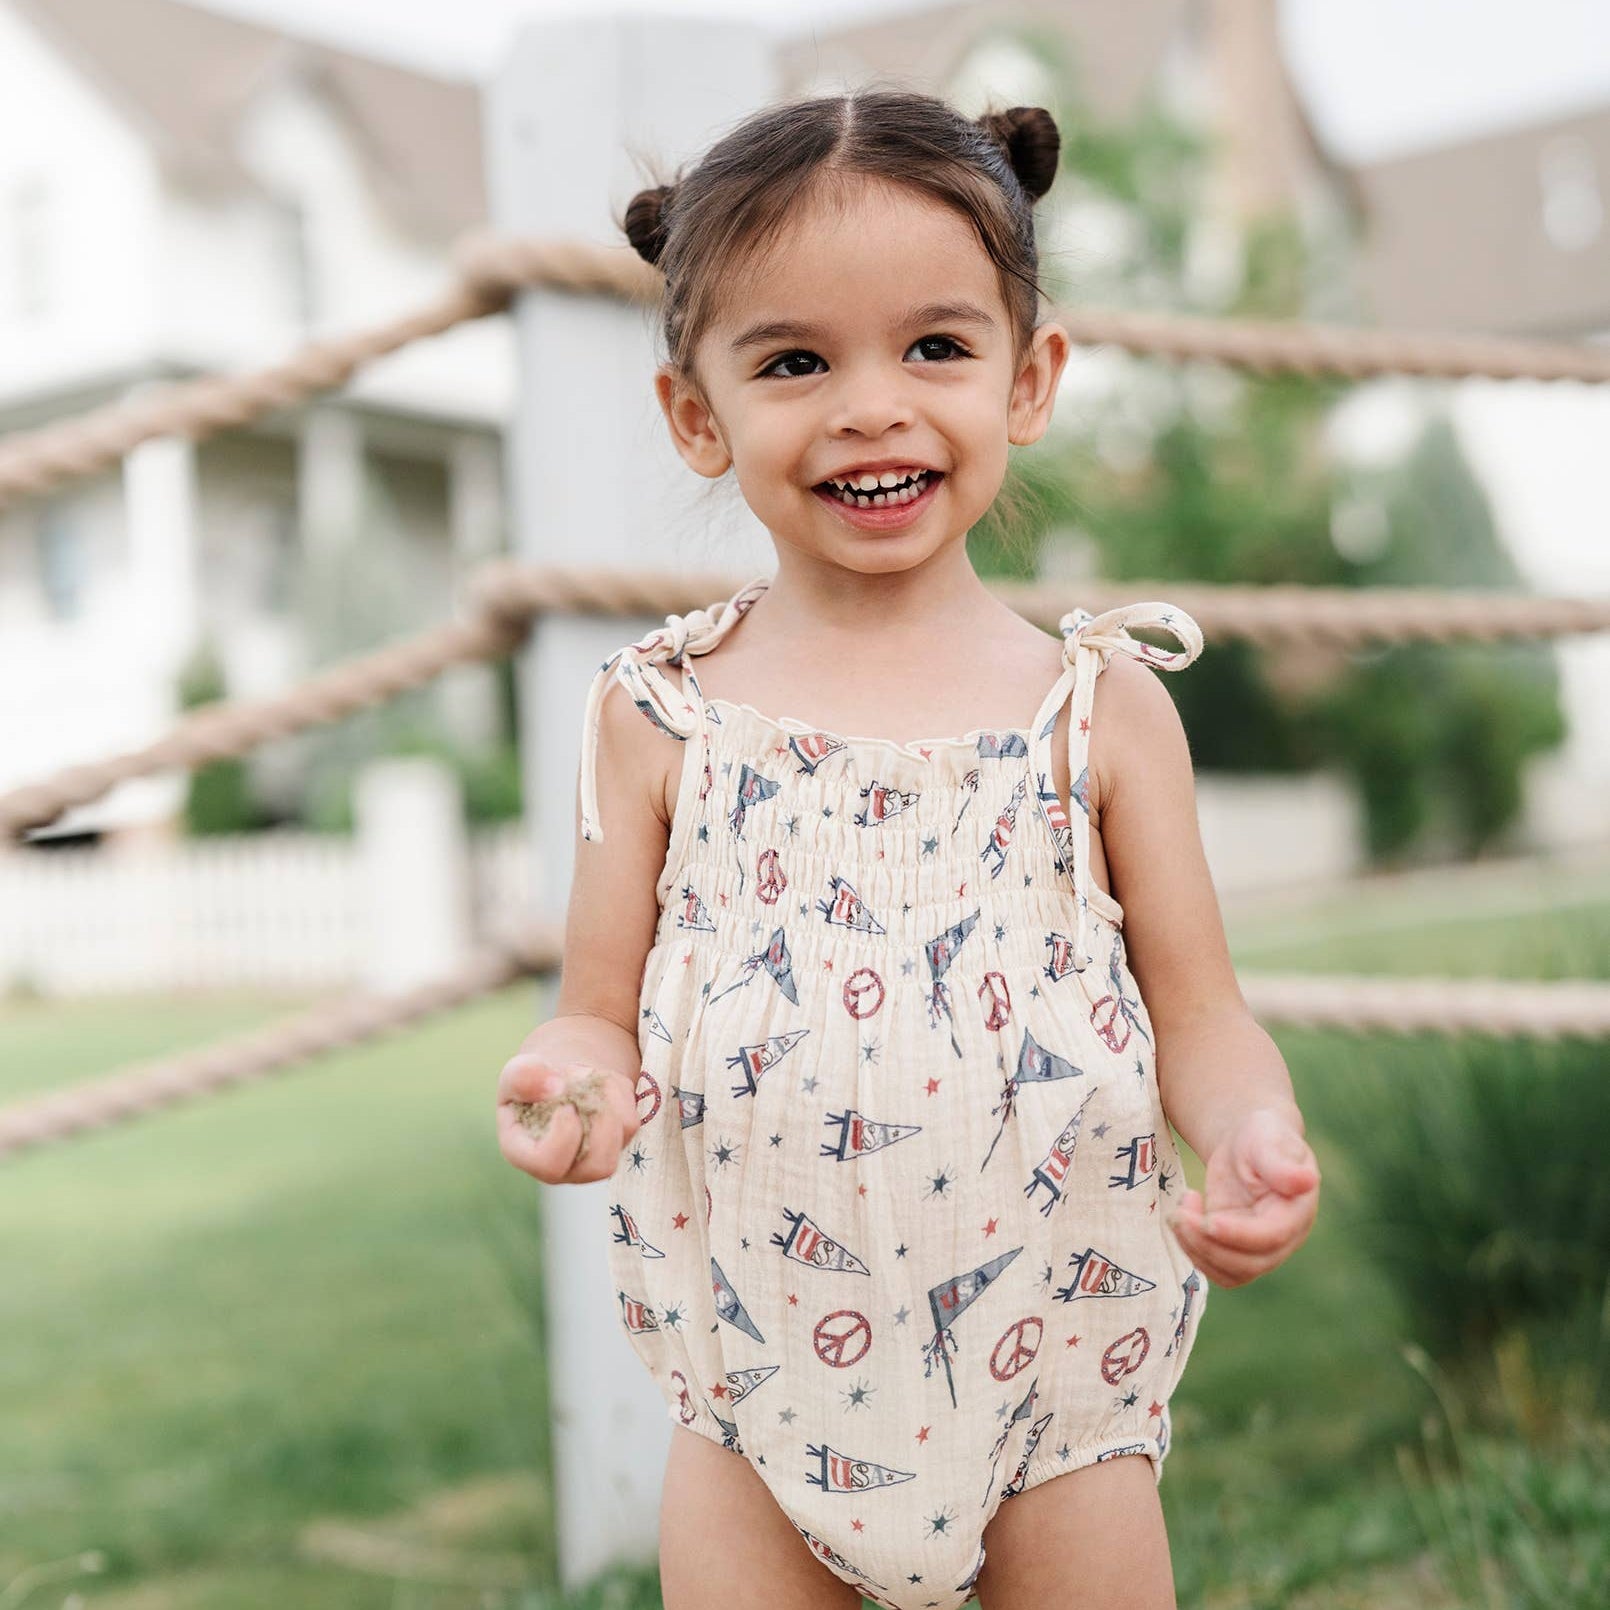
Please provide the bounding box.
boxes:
[1007,321,1071,448]
[654,366,732,478]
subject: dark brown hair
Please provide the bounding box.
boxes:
[616,88,1063,556]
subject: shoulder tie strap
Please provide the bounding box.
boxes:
[1029,599,1205,973]
[578,576,771,841]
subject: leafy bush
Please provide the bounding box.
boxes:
[176,642,268,836]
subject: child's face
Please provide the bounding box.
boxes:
[656,176,1069,576]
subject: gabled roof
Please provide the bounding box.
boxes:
[1351,100,1610,337]
[9,0,484,237]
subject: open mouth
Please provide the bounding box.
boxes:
[814,468,941,508]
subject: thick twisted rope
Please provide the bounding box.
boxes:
[3,956,1607,1165]
[4,562,1608,841]
[7,231,1610,514]
[0,926,561,1162]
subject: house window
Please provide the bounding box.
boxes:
[36,502,86,620]
[1539,134,1603,252]
[6,176,52,322]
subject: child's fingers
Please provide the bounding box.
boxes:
[497,1050,563,1105]
[561,1102,629,1185]
[497,1096,584,1182]
[1184,1191,1314,1255]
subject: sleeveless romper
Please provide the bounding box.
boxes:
[578,576,1208,1610]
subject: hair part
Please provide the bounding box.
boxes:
[616,88,1063,563]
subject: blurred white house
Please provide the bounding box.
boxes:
[0,0,513,837]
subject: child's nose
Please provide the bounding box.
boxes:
[829,372,916,437]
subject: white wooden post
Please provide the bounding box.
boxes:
[486,13,777,1590]
[353,758,471,994]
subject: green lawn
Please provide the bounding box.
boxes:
[5,864,1607,1607]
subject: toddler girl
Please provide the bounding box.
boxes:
[496,89,1320,1610]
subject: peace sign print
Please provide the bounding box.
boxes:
[842,967,885,1021]
[1100,1325,1150,1385]
[634,1069,662,1125]
[756,848,788,906]
[1089,993,1132,1055]
[990,1316,1043,1382]
[813,1308,873,1368]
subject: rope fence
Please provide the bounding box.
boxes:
[5,560,1609,841]
[7,230,1610,514]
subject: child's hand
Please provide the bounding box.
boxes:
[1165,1107,1320,1288]
[496,1054,640,1185]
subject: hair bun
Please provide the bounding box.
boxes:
[623,183,675,267]
[976,106,1060,201]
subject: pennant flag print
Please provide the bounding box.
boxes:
[724,1363,781,1407]
[711,1257,766,1342]
[673,1085,706,1128]
[608,1203,666,1259]
[725,1028,810,1098]
[854,779,920,827]
[816,875,888,935]
[922,1247,1023,1407]
[728,763,780,839]
[617,1291,661,1335]
[805,1442,917,1494]
[976,731,1028,759]
[789,731,846,775]
[675,883,718,933]
[770,1207,871,1275]
[1023,1088,1098,1214]
[820,1109,923,1161]
[1054,1246,1158,1305]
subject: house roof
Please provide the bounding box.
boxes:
[9,0,484,237]
[1351,100,1610,337]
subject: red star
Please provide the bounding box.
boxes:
[672,1212,689,1230]
[983,1217,998,1237]
[918,747,932,760]
[711,1383,728,1399]
[1148,1400,1165,1418]
[681,951,693,966]
[1065,1333,1082,1348]
[915,1425,931,1443]
[851,1518,864,1533]
[858,1183,868,1198]
[822,958,834,971]
[1149,1200,1157,1213]
[925,1077,941,1095]
[788,1293,799,1306]
[956,881,967,897]
[775,745,789,757]
[717,893,728,906]
[1079,716,1090,733]
[877,849,885,860]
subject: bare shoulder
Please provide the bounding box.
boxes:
[591,659,686,827]
[1087,651,1191,811]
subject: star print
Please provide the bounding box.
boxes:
[783,814,799,837]
[858,1183,868,1198]
[925,1077,941,1096]
[1057,1443,1071,1461]
[799,901,810,916]
[851,1517,865,1532]
[993,923,1007,942]
[750,919,763,936]
[914,1425,929,1443]
[901,957,917,975]
[711,1139,738,1169]
[787,1293,799,1306]
[1029,984,1040,998]
[908,1572,924,1584]
[893,1305,911,1326]
[895,1243,909,1259]
[779,1407,797,1424]
[861,1040,879,1064]
[681,951,693,966]
[672,1211,689,1229]
[769,1133,783,1147]
[741,1237,750,1250]
[983,1217,998,1237]
[843,1379,874,1411]
[822,958,834,971]
[640,1006,652,1021]
[1023,873,1033,887]
[995,1400,1012,1420]
[627,1144,650,1173]
[1091,1120,1110,1139]
[720,760,732,775]
[955,882,967,898]
[801,1075,818,1094]
[697,823,709,842]
[662,1304,685,1330]
[901,901,912,915]
[1039,1263,1054,1289]
[921,836,938,856]
[1158,1167,1174,1193]
[1149,1400,1165,1417]
[700,980,711,997]
[1121,1389,1139,1408]
[822,806,834,818]
[926,1510,954,1537]
[1065,1333,1081,1348]
[711,1382,728,1399]
[926,1168,954,1198]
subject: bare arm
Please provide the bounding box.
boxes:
[1093,656,1298,1157]
[496,677,673,1185]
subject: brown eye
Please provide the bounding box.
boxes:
[907,335,969,363]
[762,350,826,379]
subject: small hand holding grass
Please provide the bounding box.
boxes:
[496,1054,640,1185]
[1166,1107,1320,1288]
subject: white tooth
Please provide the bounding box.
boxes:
[897,485,914,503]
[857,473,880,491]
[872,492,887,506]
[840,488,856,505]
[878,471,900,488]
[856,493,873,507]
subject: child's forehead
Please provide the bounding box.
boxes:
[717,182,1005,338]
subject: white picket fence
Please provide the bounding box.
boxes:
[0,820,535,997]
